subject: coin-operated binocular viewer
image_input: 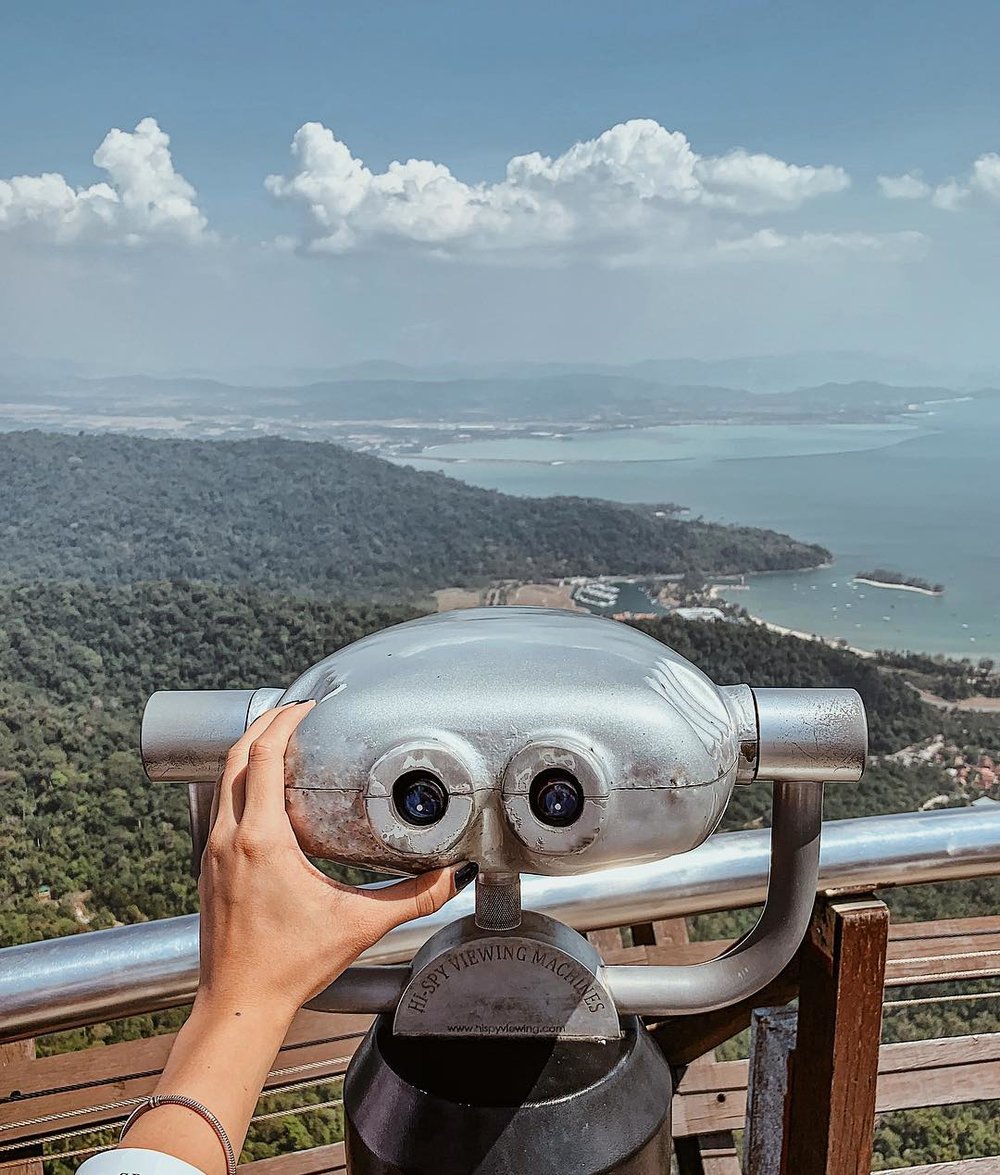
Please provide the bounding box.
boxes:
[143,608,867,1174]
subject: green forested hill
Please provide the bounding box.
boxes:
[0,431,826,592]
[0,585,418,943]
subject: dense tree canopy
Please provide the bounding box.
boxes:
[0,431,827,592]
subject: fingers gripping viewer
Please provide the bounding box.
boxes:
[77,701,475,1175]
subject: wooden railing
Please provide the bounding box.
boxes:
[2,913,1000,1175]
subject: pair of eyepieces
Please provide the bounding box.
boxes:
[391,768,584,829]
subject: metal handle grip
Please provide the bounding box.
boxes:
[141,687,282,782]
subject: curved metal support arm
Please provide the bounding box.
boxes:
[603,780,823,1017]
[305,965,411,1015]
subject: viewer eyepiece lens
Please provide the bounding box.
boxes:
[393,771,449,827]
[529,769,584,828]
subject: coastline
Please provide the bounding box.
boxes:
[746,612,877,660]
[409,398,997,664]
[853,576,944,597]
[711,560,834,584]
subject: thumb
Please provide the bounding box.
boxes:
[365,862,478,935]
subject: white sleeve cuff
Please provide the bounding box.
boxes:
[77,1148,207,1175]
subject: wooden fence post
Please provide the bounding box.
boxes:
[781,897,889,1175]
[1,1039,44,1175]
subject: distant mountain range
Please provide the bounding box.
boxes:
[0,367,994,430]
[299,352,996,393]
[4,349,1000,392]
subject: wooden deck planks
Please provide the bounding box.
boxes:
[243,1142,347,1174]
[0,1012,370,1145]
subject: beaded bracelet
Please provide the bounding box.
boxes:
[120,1094,237,1175]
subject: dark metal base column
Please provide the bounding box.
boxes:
[344,1015,672,1174]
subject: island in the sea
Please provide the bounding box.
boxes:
[854,568,945,596]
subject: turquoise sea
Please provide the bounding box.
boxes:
[397,397,1000,661]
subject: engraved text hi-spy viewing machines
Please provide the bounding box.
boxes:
[142,608,867,1174]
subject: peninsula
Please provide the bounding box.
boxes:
[0,431,831,594]
[854,568,945,596]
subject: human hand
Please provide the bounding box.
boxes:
[196,700,472,1022]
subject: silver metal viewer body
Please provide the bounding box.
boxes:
[142,607,865,877]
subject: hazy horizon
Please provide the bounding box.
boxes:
[3,349,998,394]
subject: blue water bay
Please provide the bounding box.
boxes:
[399,398,999,660]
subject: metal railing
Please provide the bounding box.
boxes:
[2,803,999,1042]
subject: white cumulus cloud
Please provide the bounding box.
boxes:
[931,179,970,211]
[970,153,1000,200]
[877,173,931,200]
[714,228,928,262]
[0,118,208,245]
[266,118,851,261]
[880,151,1000,212]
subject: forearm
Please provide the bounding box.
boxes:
[99,700,462,1175]
[119,995,296,1175]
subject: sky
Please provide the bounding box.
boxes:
[2,0,1000,376]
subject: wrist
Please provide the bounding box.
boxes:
[191,986,300,1034]
[141,993,297,1175]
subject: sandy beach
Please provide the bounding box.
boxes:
[748,613,877,660]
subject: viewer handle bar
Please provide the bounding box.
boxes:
[602,779,823,1016]
[140,687,868,787]
[752,687,867,783]
[141,687,283,782]
[142,687,285,875]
